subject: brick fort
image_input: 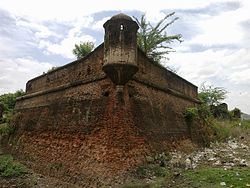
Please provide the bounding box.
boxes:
[9,13,202,186]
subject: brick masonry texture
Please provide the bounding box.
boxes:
[7,14,202,186]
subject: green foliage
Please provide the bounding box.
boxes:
[0,154,26,177]
[184,107,199,122]
[210,103,230,119]
[0,123,14,136]
[239,119,250,129]
[0,90,24,124]
[125,166,250,188]
[134,152,170,180]
[0,90,25,113]
[1,112,13,124]
[209,118,250,141]
[47,66,58,73]
[153,152,171,167]
[146,152,171,166]
[42,66,59,75]
[210,119,231,141]
[198,104,212,119]
[228,119,250,129]
[230,107,241,119]
[133,12,183,63]
[198,83,227,106]
[72,41,95,59]
[180,167,250,188]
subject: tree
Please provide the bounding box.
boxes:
[72,42,95,59]
[0,90,25,123]
[133,12,183,63]
[198,83,228,106]
[231,108,241,119]
[0,90,25,112]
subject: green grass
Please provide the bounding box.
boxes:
[237,119,250,129]
[177,167,250,188]
[123,167,250,188]
[122,163,170,188]
[0,154,26,177]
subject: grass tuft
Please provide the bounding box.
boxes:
[0,154,26,177]
[0,123,14,136]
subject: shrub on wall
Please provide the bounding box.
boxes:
[183,107,199,123]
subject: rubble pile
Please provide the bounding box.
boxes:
[169,138,250,170]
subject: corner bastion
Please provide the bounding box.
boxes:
[7,13,202,186]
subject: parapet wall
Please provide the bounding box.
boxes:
[26,45,104,94]
[23,46,197,102]
[134,49,197,99]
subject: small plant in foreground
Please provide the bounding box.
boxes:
[135,152,171,179]
[153,152,171,167]
[0,154,26,177]
[0,123,14,136]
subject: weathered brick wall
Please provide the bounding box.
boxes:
[11,79,151,186]
[136,49,198,98]
[26,44,105,94]
[128,80,198,150]
[25,46,197,99]
[11,80,197,186]
[8,45,201,186]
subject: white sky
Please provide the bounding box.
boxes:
[0,0,250,113]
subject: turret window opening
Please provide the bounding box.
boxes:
[120,24,124,30]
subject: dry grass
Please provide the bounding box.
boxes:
[210,119,250,142]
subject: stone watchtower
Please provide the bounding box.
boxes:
[102,13,139,92]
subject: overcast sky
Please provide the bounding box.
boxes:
[0,0,249,113]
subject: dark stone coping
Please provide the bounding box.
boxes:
[16,76,107,101]
[132,77,201,104]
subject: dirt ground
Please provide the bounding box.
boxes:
[0,136,249,188]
